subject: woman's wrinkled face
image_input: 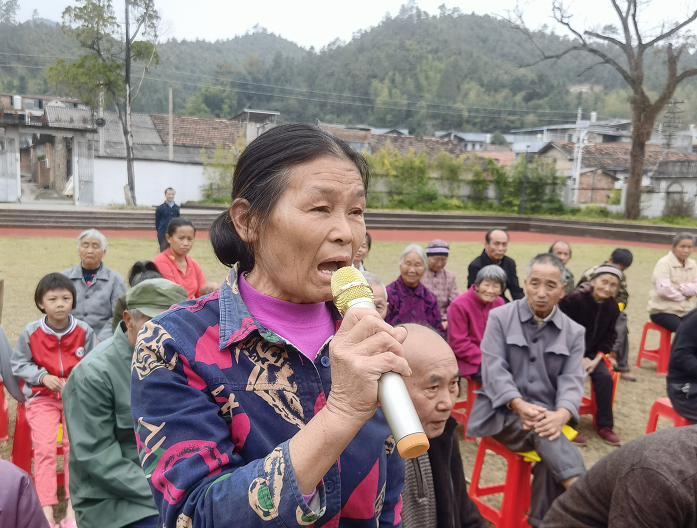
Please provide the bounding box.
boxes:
[167,226,195,257]
[428,255,448,273]
[591,274,619,302]
[674,238,694,262]
[475,278,503,304]
[400,251,426,288]
[250,156,366,304]
[353,236,370,266]
[78,238,105,270]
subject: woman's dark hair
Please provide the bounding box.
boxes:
[209,123,371,271]
[365,231,372,250]
[166,217,196,247]
[35,273,77,313]
[128,261,162,287]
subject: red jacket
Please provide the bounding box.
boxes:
[11,315,96,399]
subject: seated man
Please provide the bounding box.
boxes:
[63,279,188,528]
[362,271,389,320]
[467,229,523,302]
[549,241,573,295]
[578,248,635,381]
[467,253,586,527]
[540,427,697,528]
[666,307,697,423]
[400,323,487,528]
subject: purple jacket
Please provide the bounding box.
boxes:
[0,460,49,528]
[385,277,445,336]
[446,286,505,378]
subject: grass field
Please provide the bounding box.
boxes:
[0,235,682,516]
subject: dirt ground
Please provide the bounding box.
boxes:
[0,235,685,519]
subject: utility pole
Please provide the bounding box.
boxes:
[520,146,529,214]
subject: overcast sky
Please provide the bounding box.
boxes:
[17,0,697,50]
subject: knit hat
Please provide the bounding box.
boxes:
[126,278,188,318]
[426,239,450,257]
[591,264,623,281]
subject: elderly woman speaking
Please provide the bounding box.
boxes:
[62,229,126,341]
[385,244,445,336]
[130,124,409,528]
[447,265,506,382]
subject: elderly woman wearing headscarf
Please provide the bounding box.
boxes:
[421,239,458,331]
[559,264,623,446]
[386,243,445,336]
[447,265,506,383]
[62,229,127,342]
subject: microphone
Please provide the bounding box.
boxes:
[331,266,429,459]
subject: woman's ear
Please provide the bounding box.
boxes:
[230,199,257,244]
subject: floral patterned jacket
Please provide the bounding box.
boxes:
[130,268,405,528]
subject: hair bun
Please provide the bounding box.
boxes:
[210,211,254,270]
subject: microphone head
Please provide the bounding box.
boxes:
[331,266,375,316]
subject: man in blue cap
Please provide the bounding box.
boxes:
[63,278,187,528]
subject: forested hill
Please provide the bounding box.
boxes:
[3,4,697,134]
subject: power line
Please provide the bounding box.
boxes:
[0,57,585,117]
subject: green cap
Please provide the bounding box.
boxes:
[126,278,188,318]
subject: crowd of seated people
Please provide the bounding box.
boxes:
[2,125,697,528]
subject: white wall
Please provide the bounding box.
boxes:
[93,158,206,206]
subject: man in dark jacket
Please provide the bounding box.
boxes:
[541,427,697,528]
[467,229,523,302]
[401,323,487,528]
[666,308,697,423]
[155,187,179,252]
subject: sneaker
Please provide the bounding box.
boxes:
[597,427,620,445]
[572,432,587,445]
[619,372,637,382]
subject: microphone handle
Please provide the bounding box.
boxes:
[378,372,429,459]
[344,299,429,459]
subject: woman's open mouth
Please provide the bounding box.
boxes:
[318,259,349,276]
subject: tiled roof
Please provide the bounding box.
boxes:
[97,142,214,164]
[150,114,241,149]
[371,134,469,159]
[551,141,697,170]
[101,111,163,145]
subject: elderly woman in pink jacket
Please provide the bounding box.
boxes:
[447,265,506,382]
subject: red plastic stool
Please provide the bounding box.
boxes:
[10,402,64,487]
[579,356,619,429]
[451,379,481,442]
[635,322,672,375]
[0,382,8,442]
[469,436,532,528]
[646,397,693,433]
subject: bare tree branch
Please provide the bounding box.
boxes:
[584,30,626,49]
[643,9,697,49]
[576,60,610,77]
[630,1,642,47]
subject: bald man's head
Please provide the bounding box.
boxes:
[400,324,460,439]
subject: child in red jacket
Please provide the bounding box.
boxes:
[11,273,96,528]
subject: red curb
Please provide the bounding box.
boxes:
[0,226,672,250]
[0,228,209,239]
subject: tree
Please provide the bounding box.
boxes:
[490,131,509,147]
[0,0,19,24]
[46,0,160,205]
[510,1,697,219]
[182,85,237,119]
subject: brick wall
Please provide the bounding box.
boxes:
[578,170,614,204]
